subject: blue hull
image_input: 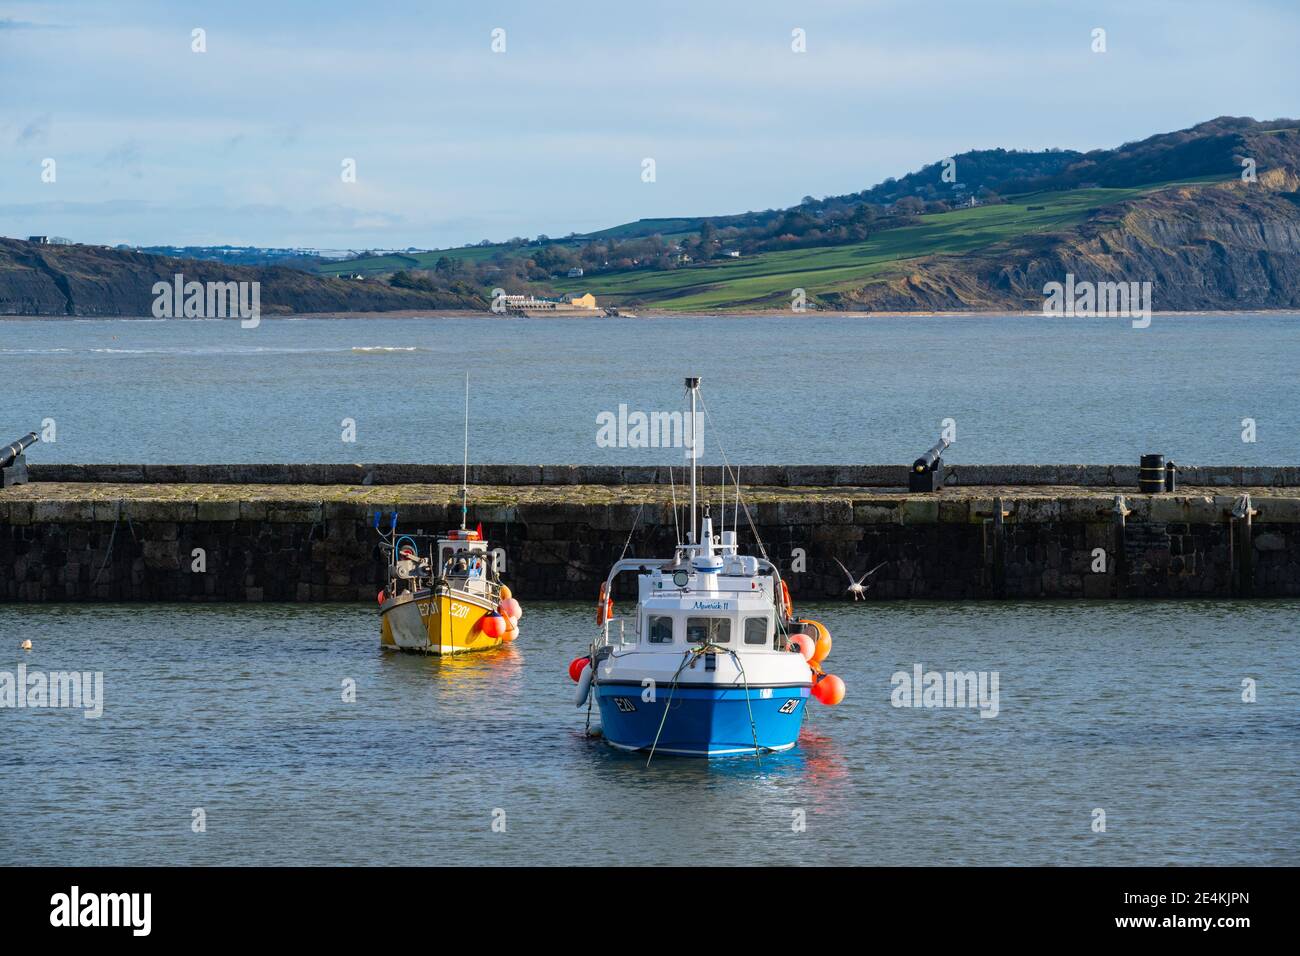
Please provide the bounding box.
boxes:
[595,682,810,757]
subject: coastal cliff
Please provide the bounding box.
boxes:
[830,169,1300,312]
[0,239,485,316]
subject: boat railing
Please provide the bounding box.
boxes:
[596,608,642,649]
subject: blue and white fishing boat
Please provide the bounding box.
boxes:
[572,377,842,758]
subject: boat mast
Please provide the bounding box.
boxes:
[686,376,699,544]
[461,371,469,531]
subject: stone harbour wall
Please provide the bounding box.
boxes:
[2,479,1298,602]
[26,462,1300,488]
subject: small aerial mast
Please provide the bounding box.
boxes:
[686,376,700,544]
[460,371,470,532]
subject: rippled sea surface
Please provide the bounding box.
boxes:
[3,600,1296,866]
[2,313,1298,465]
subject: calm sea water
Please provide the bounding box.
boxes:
[2,313,1297,465]
[3,600,1296,866]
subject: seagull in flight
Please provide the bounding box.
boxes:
[833,558,886,600]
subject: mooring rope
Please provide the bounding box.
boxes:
[645,643,764,765]
[584,660,596,736]
[726,648,763,765]
[646,648,699,766]
[91,499,123,587]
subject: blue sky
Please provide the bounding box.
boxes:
[1,0,1296,249]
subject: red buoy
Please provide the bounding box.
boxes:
[812,673,846,705]
[568,655,591,682]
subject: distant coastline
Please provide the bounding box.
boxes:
[4,308,1300,321]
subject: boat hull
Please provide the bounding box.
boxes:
[595,681,810,756]
[379,589,503,654]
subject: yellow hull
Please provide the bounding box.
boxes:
[380,589,508,654]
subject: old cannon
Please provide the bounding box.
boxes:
[2,431,38,488]
[908,436,951,492]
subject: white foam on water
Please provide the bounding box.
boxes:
[2,345,426,356]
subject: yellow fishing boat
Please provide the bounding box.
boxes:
[377,524,520,654]
[375,373,521,654]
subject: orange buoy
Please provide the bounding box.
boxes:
[499,585,513,601]
[789,632,816,661]
[480,614,506,638]
[568,655,590,682]
[798,619,832,663]
[812,673,846,705]
[780,580,793,621]
[376,590,385,605]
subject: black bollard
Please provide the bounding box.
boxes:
[1139,454,1165,494]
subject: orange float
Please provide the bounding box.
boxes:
[812,673,846,705]
[789,633,816,661]
[796,619,832,663]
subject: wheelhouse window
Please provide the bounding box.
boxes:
[743,617,769,646]
[687,617,731,644]
[647,615,674,644]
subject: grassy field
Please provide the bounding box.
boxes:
[316,243,506,277]
[552,185,1164,310]
[316,178,1224,309]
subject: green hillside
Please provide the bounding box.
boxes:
[316,182,1209,302]
[549,181,1216,311]
[317,244,503,277]
[310,116,1295,311]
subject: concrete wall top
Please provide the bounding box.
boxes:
[24,463,1300,487]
